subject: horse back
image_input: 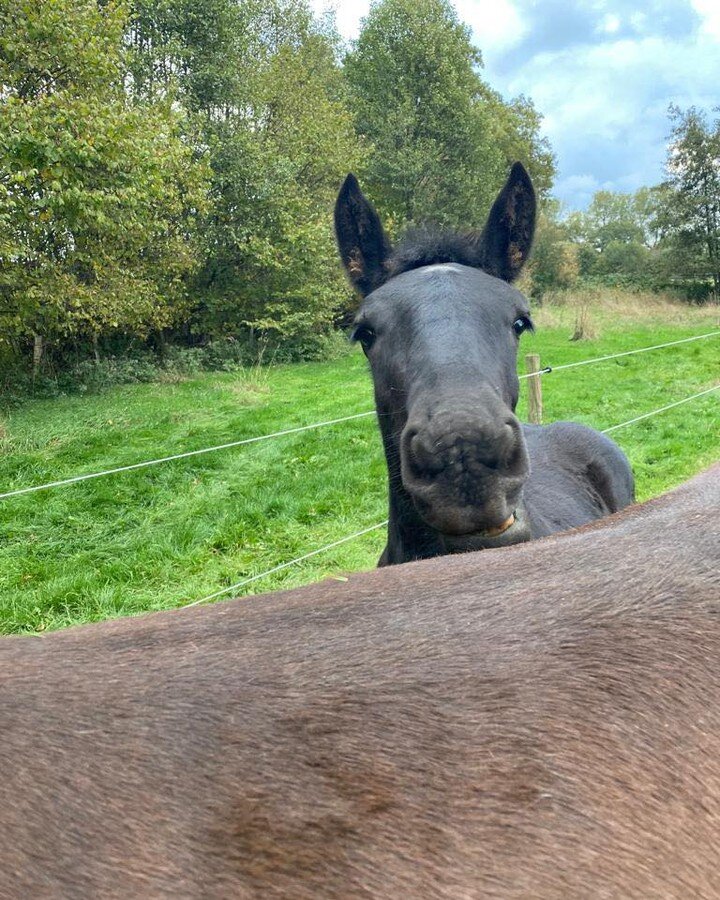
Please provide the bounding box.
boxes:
[1,465,719,898]
[522,421,635,537]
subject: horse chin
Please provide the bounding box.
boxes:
[439,507,532,553]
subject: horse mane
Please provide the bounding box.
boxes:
[385,227,484,279]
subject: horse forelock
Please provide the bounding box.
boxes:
[386,228,482,279]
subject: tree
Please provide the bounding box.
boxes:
[194,21,365,341]
[0,0,209,364]
[593,240,652,278]
[477,87,555,201]
[563,188,659,284]
[656,106,720,300]
[127,0,365,346]
[125,0,246,112]
[526,200,579,298]
[571,191,645,251]
[632,186,664,247]
[344,0,555,229]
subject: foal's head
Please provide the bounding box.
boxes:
[335,163,537,552]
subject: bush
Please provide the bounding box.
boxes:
[0,332,353,405]
[580,273,659,293]
[265,329,350,363]
[667,280,716,305]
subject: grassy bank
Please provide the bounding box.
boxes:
[1,295,719,634]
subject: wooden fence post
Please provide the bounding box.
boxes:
[525,353,543,425]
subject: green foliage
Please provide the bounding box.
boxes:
[126,0,365,341]
[0,342,238,403]
[563,187,666,291]
[477,87,555,201]
[562,108,720,304]
[0,0,123,97]
[344,0,555,228]
[526,202,580,299]
[593,240,652,277]
[192,12,365,340]
[654,106,720,300]
[345,0,486,225]
[0,0,562,379]
[567,190,646,251]
[0,0,209,355]
[576,241,600,278]
[126,0,245,110]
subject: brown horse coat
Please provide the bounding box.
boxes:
[1,464,719,898]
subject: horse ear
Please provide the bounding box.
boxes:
[334,174,392,296]
[478,162,536,283]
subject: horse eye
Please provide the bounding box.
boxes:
[513,316,533,337]
[351,323,376,349]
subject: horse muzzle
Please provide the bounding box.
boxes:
[399,402,530,539]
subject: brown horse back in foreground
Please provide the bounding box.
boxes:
[1,463,719,898]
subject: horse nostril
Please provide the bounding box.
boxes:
[401,427,420,466]
[403,426,441,481]
[504,424,527,474]
[504,417,520,441]
[408,434,431,477]
[410,432,425,461]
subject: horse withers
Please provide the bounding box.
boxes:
[335,163,634,565]
[1,465,719,896]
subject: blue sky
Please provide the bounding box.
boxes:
[312,0,720,210]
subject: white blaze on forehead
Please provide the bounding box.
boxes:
[421,264,467,275]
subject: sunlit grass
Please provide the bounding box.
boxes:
[1,299,718,634]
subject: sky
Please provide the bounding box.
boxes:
[310,0,720,210]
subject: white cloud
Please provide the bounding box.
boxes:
[690,0,720,41]
[554,174,604,210]
[598,13,621,33]
[495,28,719,205]
[453,0,528,63]
[308,0,528,54]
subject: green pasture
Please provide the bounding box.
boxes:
[1,308,719,634]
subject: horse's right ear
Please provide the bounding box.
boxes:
[334,174,392,297]
[477,162,536,283]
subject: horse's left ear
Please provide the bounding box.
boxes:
[478,162,536,283]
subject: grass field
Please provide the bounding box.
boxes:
[1,295,719,634]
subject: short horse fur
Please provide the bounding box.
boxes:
[1,464,719,897]
[335,163,634,565]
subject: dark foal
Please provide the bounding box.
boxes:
[1,464,719,897]
[335,163,634,565]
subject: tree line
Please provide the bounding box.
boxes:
[0,0,553,379]
[530,106,720,304]
[1,0,716,387]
